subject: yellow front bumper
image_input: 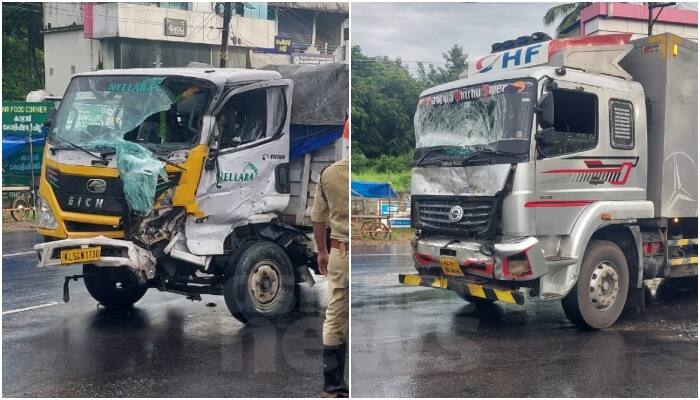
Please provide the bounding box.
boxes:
[399,274,525,305]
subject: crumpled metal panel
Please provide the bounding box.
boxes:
[411,164,511,197]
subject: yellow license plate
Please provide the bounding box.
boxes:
[60,247,101,265]
[439,256,463,276]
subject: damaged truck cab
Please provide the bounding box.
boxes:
[400,33,697,329]
[34,65,348,323]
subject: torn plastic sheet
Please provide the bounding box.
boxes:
[93,135,167,215]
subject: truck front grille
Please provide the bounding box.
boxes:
[413,196,498,238]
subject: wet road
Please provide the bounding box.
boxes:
[3,231,331,397]
[351,244,698,398]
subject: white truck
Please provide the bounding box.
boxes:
[33,63,348,323]
[399,33,697,329]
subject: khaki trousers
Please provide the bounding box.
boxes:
[322,243,349,346]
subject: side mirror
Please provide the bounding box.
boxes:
[534,126,556,146]
[536,91,554,129]
[205,140,220,171]
[42,108,56,135]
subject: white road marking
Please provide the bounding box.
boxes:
[2,302,62,315]
[2,251,35,258]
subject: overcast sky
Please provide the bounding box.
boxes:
[351,2,560,66]
[351,2,698,67]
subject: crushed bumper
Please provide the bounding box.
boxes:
[413,236,549,280]
[399,273,525,305]
[33,236,156,283]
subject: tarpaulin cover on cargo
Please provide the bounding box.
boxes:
[261,63,348,126]
[351,180,397,198]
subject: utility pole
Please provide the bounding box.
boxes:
[647,2,676,36]
[219,2,232,68]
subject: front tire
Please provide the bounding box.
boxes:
[223,241,297,323]
[562,240,629,329]
[83,264,147,307]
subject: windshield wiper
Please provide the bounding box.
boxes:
[462,147,522,166]
[414,146,468,166]
[51,137,110,166]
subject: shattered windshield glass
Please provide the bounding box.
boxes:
[414,79,536,164]
[49,75,215,153]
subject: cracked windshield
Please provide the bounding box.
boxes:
[49,75,215,153]
[414,79,536,165]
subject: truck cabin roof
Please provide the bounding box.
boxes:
[420,65,643,99]
[72,68,282,88]
[421,33,645,98]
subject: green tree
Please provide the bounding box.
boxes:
[543,2,592,34]
[2,2,45,100]
[351,46,424,159]
[416,44,468,87]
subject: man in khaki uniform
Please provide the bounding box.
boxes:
[311,158,349,398]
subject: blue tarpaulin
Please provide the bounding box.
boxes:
[2,134,45,159]
[290,125,343,160]
[351,180,397,199]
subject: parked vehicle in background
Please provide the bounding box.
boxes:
[400,33,697,329]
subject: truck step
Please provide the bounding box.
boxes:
[668,256,698,266]
[666,238,699,247]
[544,256,578,269]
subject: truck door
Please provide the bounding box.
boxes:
[189,79,293,252]
[533,82,607,235]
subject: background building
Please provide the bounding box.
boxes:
[43,2,348,96]
[558,2,697,40]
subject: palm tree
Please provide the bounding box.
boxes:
[543,3,592,35]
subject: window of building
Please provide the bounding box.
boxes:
[539,89,598,158]
[218,87,286,149]
[609,99,634,149]
[114,39,211,69]
[157,3,190,11]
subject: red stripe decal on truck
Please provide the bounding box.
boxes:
[524,200,595,208]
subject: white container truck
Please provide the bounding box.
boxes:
[399,33,697,329]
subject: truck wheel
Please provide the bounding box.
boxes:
[223,241,297,324]
[83,264,147,307]
[562,240,629,329]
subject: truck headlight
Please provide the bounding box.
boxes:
[37,196,58,229]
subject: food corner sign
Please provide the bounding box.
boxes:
[2,101,55,136]
[2,101,55,186]
[469,42,550,75]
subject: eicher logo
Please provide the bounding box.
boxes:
[68,196,104,209]
[474,43,546,74]
[262,153,285,161]
[219,162,258,183]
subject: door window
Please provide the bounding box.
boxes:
[539,89,598,158]
[218,87,286,149]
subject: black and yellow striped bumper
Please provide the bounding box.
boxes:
[399,274,525,305]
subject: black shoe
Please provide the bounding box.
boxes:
[322,343,348,397]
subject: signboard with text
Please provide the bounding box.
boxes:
[164,18,187,37]
[2,101,55,186]
[275,36,292,54]
[292,52,335,65]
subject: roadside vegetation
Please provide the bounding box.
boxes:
[351,45,467,191]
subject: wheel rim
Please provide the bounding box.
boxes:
[248,261,281,310]
[589,261,620,311]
